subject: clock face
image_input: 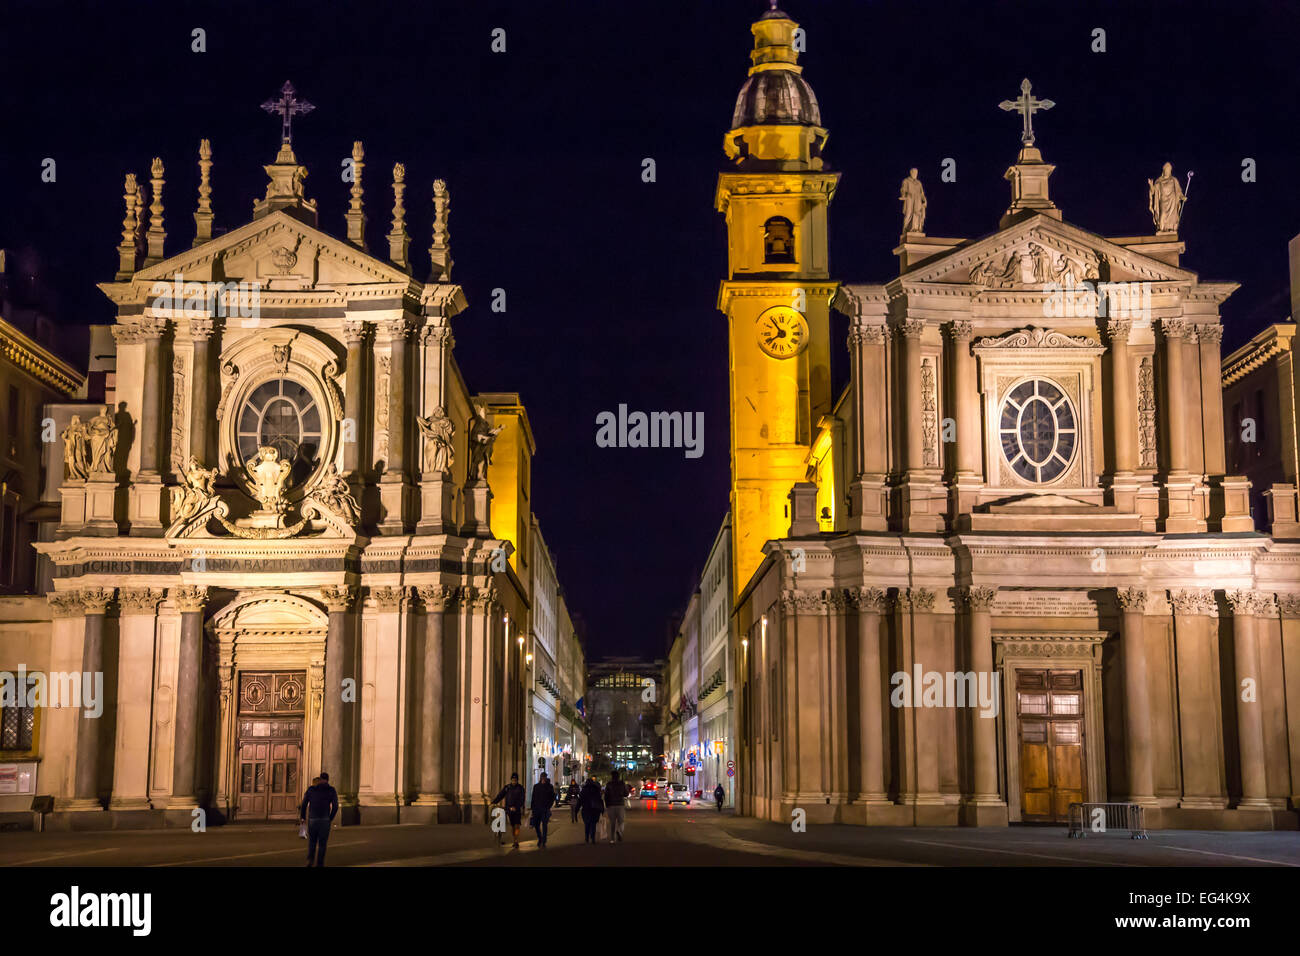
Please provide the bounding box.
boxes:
[755,306,809,359]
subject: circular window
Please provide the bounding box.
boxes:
[236,378,322,487]
[999,379,1076,483]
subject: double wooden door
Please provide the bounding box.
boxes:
[235,672,305,821]
[1016,668,1085,822]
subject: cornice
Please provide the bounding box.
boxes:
[0,321,83,396]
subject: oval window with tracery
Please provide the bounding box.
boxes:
[236,378,321,486]
[999,379,1076,483]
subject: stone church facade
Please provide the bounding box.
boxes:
[0,128,546,827]
[722,6,1299,829]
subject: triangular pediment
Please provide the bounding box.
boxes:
[902,214,1197,290]
[121,210,416,292]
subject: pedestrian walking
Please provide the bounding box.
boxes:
[714,783,725,811]
[604,770,629,843]
[579,776,604,843]
[530,772,556,847]
[491,772,527,848]
[569,777,581,823]
[299,771,339,867]
[299,776,321,839]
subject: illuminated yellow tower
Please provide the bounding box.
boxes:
[716,2,839,594]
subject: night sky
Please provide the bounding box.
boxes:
[3,1,1299,659]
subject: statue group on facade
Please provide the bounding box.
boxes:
[61,406,117,479]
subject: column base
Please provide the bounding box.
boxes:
[83,478,122,535]
[959,799,1008,827]
[1265,483,1299,538]
[948,474,984,521]
[416,474,457,534]
[128,474,165,536]
[109,796,154,811]
[1210,475,1254,532]
[898,475,945,532]
[842,800,910,826]
[461,481,493,537]
[1160,473,1207,533]
[1178,795,1229,810]
[55,798,106,812]
[377,478,413,534]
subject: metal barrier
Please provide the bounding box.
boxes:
[1067,802,1148,839]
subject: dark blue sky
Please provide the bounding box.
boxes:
[3,0,1298,658]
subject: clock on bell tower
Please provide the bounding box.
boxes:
[716,2,839,595]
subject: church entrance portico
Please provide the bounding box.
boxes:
[233,672,306,821]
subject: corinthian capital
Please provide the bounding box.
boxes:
[964,586,997,610]
[1106,318,1132,343]
[1226,590,1256,615]
[372,585,409,611]
[1196,324,1223,346]
[1160,318,1189,340]
[319,585,356,612]
[171,585,209,612]
[417,584,457,612]
[947,320,974,340]
[1116,587,1147,611]
[848,587,889,613]
[79,587,115,614]
[120,587,166,614]
[47,591,84,618]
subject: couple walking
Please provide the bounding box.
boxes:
[491,771,559,848]
[577,769,630,844]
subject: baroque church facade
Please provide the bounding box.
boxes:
[722,6,1299,829]
[0,108,558,827]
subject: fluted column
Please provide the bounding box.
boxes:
[1117,587,1156,804]
[965,587,1001,807]
[137,319,166,477]
[342,320,367,478]
[169,585,208,807]
[851,588,889,805]
[948,322,980,475]
[188,318,215,467]
[847,323,889,530]
[1227,591,1270,808]
[1108,318,1137,474]
[72,588,114,807]
[319,585,355,787]
[1197,324,1226,476]
[416,584,455,803]
[1162,319,1190,474]
[385,318,410,476]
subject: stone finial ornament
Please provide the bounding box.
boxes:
[116,174,139,279]
[999,78,1054,147]
[1148,162,1187,234]
[193,139,214,246]
[388,162,409,270]
[429,178,453,282]
[346,141,367,250]
[145,157,166,265]
[899,167,926,235]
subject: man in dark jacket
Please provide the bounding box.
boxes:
[530,772,557,847]
[568,777,581,823]
[714,783,725,811]
[299,771,339,867]
[603,770,629,843]
[491,772,527,847]
[579,777,604,843]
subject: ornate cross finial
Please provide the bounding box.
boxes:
[117,174,139,279]
[193,139,214,246]
[260,81,315,146]
[999,78,1054,147]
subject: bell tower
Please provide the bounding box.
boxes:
[716,2,839,595]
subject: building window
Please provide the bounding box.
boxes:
[0,675,38,754]
[763,217,795,264]
[5,385,19,451]
[0,498,18,590]
[236,378,322,487]
[999,379,1077,483]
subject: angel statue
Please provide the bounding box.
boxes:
[467,405,504,481]
[170,455,219,524]
[313,461,361,526]
[417,405,456,475]
[62,415,88,480]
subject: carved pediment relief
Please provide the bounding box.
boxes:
[974,326,1103,353]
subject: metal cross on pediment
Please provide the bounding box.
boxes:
[999,78,1054,147]
[261,81,315,146]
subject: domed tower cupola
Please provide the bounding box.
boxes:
[725,2,828,170]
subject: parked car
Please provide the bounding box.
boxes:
[693,789,703,800]
[666,782,690,805]
[638,781,657,799]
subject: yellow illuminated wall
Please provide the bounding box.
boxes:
[716,7,839,596]
[478,393,535,577]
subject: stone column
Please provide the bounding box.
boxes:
[1117,587,1157,804]
[848,325,888,530]
[342,320,368,478]
[1227,591,1270,808]
[168,585,208,808]
[1197,324,1226,476]
[902,320,927,473]
[137,319,166,477]
[1161,319,1189,474]
[386,319,409,476]
[415,584,455,805]
[111,588,165,812]
[903,588,944,814]
[965,586,1004,819]
[851,588,890,806]
[72,587,114,808]
[948,321,980,475]
[1107,319,1137,474]
[188,318,215,467]
[319,585,355,788]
